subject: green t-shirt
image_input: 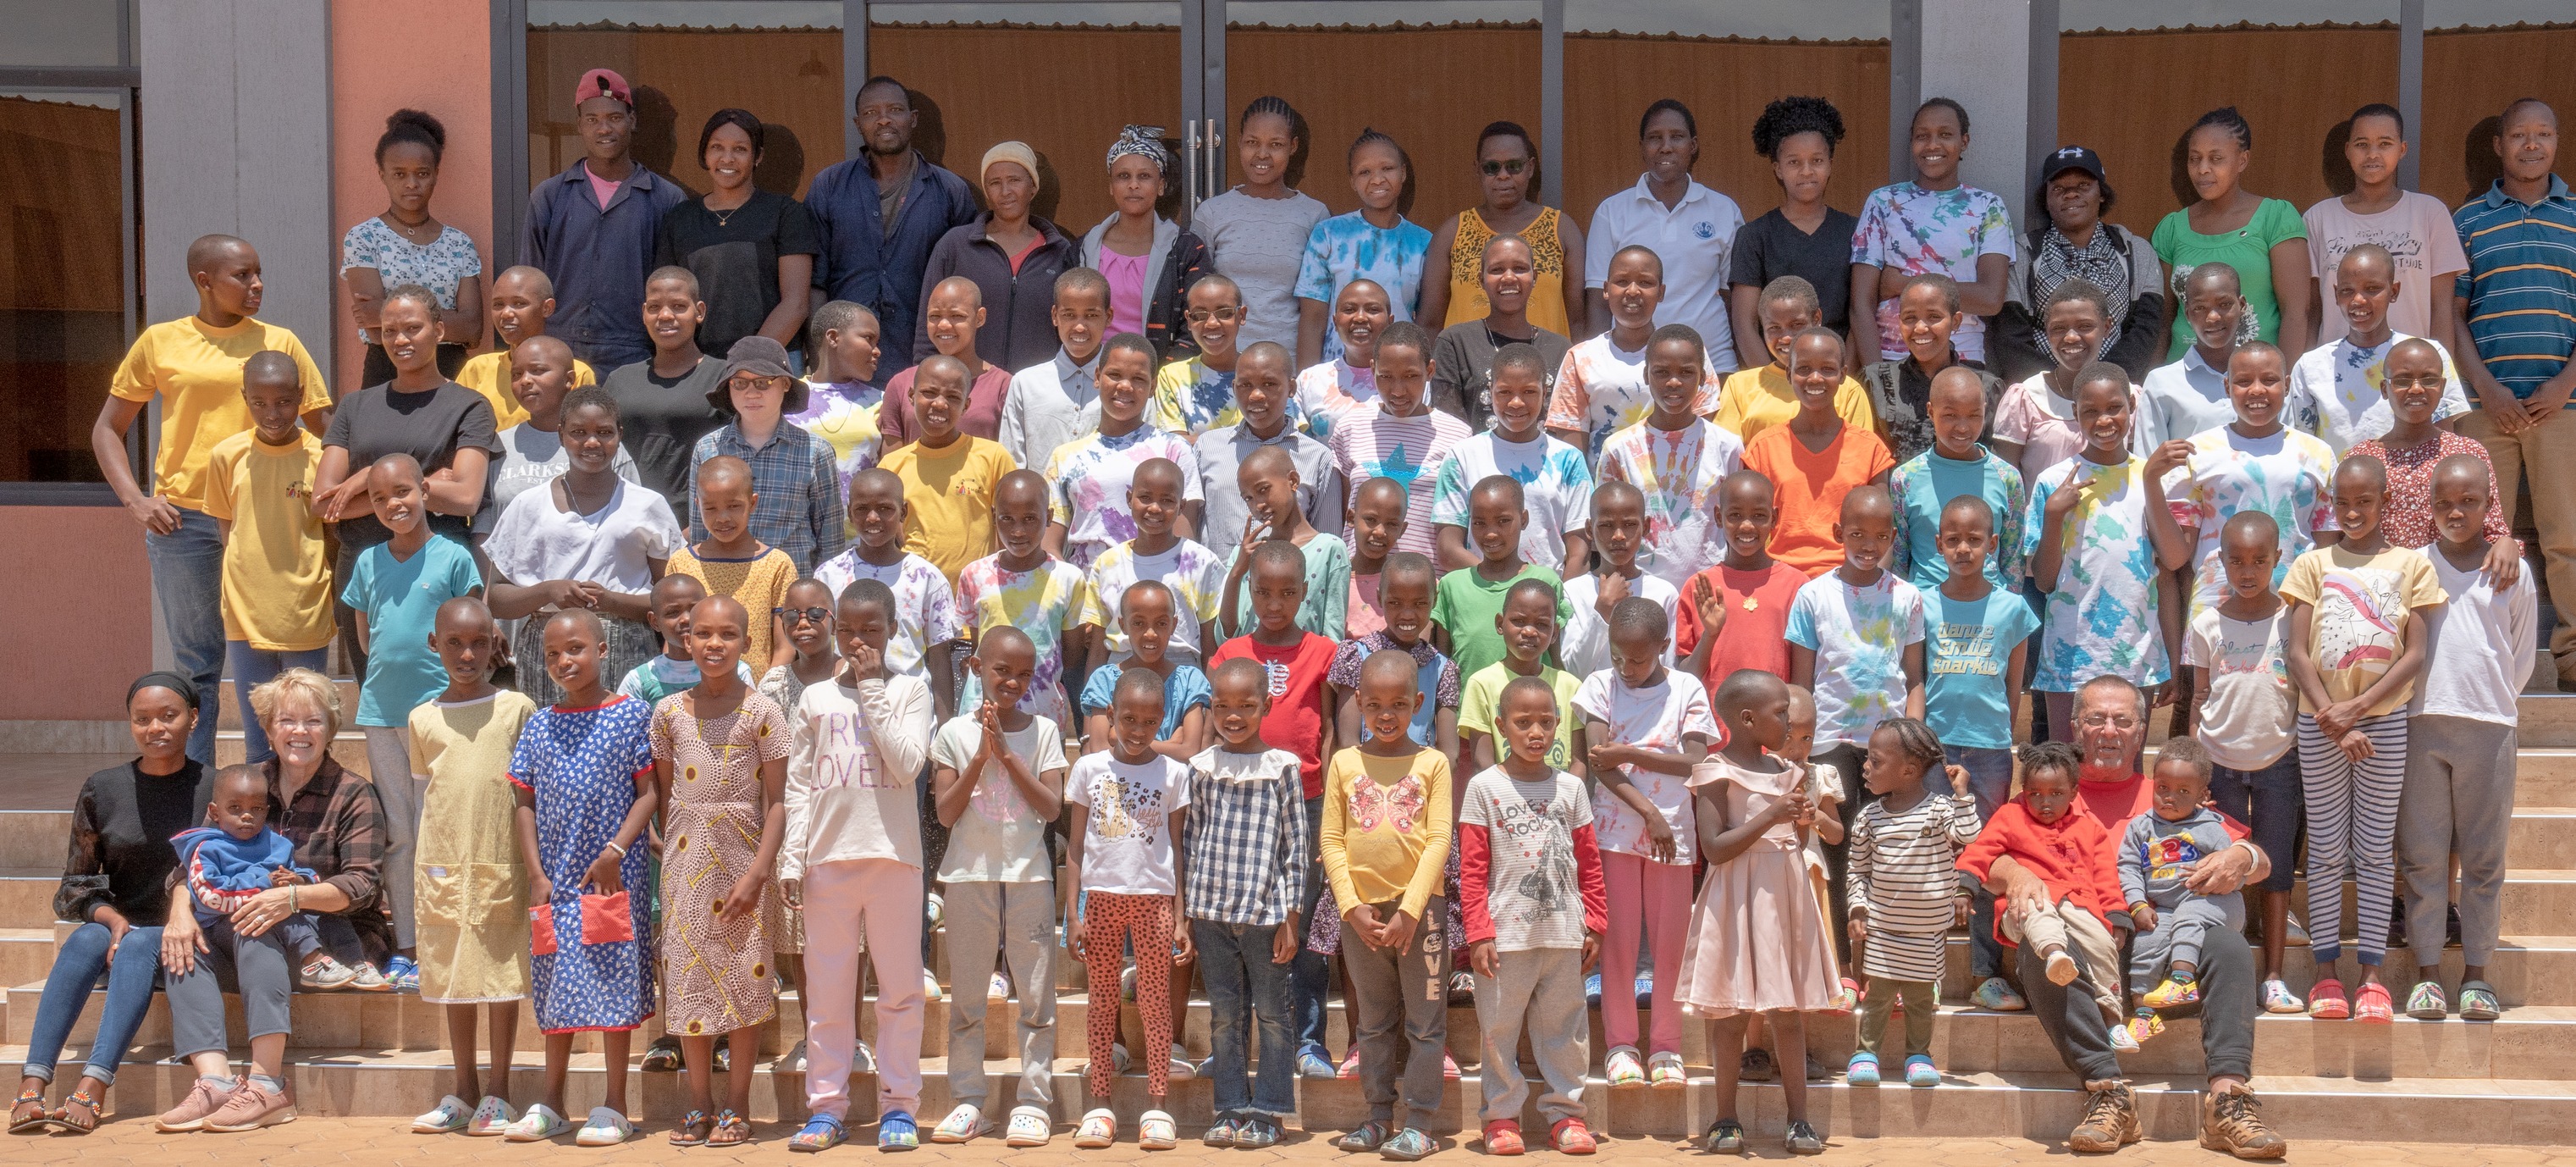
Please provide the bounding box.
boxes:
[2152,196,2308,359]
[1429,563,1573,683]
[1458,662,1582,771]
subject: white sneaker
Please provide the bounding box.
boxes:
[931,1103,991,1143]
[923,968,946,1002]
[1605,1044,1647,1087]
[574,1106,636,1147]
[466,1095,517,1137]
[502,1103,569,1142]
[2109,1022,2141,1054]
[1166,1043,1196,1080]
[990,971,1012,1000]
[1005,1105,1051,1147]
[852,1038,877,1073]
[926,891,946,928]
[786,1037,809,1073]
[411,1094,472,1134]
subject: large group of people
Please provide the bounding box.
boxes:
[22,64,2575,1160]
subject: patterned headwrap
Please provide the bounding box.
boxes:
[1106,124,1171,174]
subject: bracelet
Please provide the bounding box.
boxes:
[604,841,627,858]
[288,885,299,912]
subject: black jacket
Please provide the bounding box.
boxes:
[914,213,1078,373]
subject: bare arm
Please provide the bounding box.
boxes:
[91,395,179,534]
[1558,214,1590,337]
[1961,252,2010,318]
[1417,216,1459,331]
[345,267,387,333]
[1847,263,1883,365]
[1297,298,1328,371]
[759,255,815,347]
[1729,284,1768,378]
[2269,239,2314,357]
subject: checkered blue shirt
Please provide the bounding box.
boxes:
[689,422,847,573]
[1182,745,1310,925]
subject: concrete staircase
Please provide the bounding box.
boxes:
[8,699,2576,1142]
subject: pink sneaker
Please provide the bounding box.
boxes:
[204,1079,296,1131]
[155,1076,239,1132]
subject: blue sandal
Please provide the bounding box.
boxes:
[669,1109,712,1147]
[879,1110,919,1151]
[789,1114,846,1153]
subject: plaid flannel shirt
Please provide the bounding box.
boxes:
[1182,745,1310,925]
[690,422,848,573]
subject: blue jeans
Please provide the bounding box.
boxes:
[145,507,225,765]
[1939,744,2016,978]
[226,643,331,764]
[19,922,163,1087]
[1194,920,1299,1120]
[1292,794,1330,1059]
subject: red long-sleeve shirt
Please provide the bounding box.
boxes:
[1457,818,1609,948]
[1955,799,2132,943]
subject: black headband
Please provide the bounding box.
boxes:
[129,671,201,710]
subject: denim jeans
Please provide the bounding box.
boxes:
[1291,794,1331,1059]
[19,923,163,1087]
[1940,744,2016,978]
[1193,919,1299,1120]
[145,507,226,765]
[226,643,331,764]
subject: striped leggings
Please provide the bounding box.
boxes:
[2297,711,2408,966]
[1081,891,1176,1098]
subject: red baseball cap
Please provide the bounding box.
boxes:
[574,68,632,109]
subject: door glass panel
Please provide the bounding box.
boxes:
[0,90,129,483]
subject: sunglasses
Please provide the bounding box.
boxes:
[774,606,834,625]
[1184,307,1244,324]
[1481,158,1530,177]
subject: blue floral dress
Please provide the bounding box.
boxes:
[511,694,658,1033]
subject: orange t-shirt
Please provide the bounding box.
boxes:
[1740,422,1895,578]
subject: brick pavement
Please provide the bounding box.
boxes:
[11,1119,2576,1167]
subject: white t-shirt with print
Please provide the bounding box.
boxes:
[1459,765,1594,952]
[1570,668,1718,865]
[930,714,1069,882]
[1559,572,1680,681]
[1067,751,1191,896]
[813,550,966,681]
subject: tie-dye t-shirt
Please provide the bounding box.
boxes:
[1429,430,1594,573]
[1077,537,1231,662]
[2020,456,2173,691]
[1297,358,1380,445]
[1294,212,1433,362]
[1542,334,1720,461]
[811,550,965,681]
[1147,355,1307,441]
[1043,425,1204,572]
[1597,418,1746,590]
[791,379,884,540]
[1327,406,1471,557]
[2285,331,2474,456]
[1784,570,1928,749]
[955,551,1087,725]
[1851,181,2017,362]
[2165,425,2340,617]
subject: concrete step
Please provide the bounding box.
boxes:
[11,1045,2573,1143]
[0,927,56,988]
[2292,870,2576,937]
[2518,695,2576,749]
[0,869,55,929]
[0,810,71,871]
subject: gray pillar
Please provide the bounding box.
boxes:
[2398,0,2424,191]
[1890,0,1922,185]
[1919,0,2036,211]
[2026,0,2059,202]
[1541,0,1564,211]
[846,0,870,163]
[138,0,335,356]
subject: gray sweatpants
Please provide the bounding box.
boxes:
[940,879,1057,1112]
[1343,898,1449,1127]
[165,915,296,1059]
[364,725,426,950]
[2400,714,2518,966]
[1471,945,1588,1126]
[2127,894,2244,993]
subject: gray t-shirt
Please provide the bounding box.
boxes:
[929,713,1068,882]
[1192,423,1344,563]
[1459,765,1593,952]
[2118,805,2242,916]
[1193,187,1330,352]
[477,423,642,535]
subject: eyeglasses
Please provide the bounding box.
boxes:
[2078,712,2138,730]
[272,717,330,733]
[1481,158,1530,177]
[774,606,833,625]
[1183,307,1243,324]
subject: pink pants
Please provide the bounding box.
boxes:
[802,859,924,1120]
[1601,849,1691,1054]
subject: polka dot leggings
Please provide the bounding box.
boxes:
[1083,891,1178,1099]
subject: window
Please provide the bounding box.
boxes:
[0,88,132,484]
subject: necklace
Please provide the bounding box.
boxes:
[384,211,435,242]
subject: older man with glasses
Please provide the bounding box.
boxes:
[1977,674,2284,1159]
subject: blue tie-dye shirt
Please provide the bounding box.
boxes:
[1294,212,1432,362]
[2021,455,2173,691]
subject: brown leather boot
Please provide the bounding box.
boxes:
[2199,1085,2287,1159]
[2068,1078,2140,1153]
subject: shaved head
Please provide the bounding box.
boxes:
[494,264,556,300]
[930,275,985,310]
[186,234,253,274]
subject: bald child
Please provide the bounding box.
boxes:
[455,265,600,429]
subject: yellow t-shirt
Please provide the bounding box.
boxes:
[1319,745,1454,917]
[667,544,798,669]
[877,435,1017,584]
[2278,544,2449,716]
[453,349,599,431]
[198,428,334,651]
[1711,365,1875,448]
[109,317,332,512]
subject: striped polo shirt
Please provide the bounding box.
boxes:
[2454,175,2576,401]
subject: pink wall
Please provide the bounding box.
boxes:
[3,508,152,719]
[329,0,494,395]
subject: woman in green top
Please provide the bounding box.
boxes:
[2151,107,2314,360]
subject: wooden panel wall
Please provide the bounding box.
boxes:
[528,26,848,199]
[2419,25,2576,210]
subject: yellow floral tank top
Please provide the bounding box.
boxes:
[1446,206,1571,337]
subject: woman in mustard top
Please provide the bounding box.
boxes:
[1420,121,1586,340]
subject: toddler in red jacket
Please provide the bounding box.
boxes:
[1955,742,2129,1019]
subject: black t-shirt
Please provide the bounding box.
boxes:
[322,379,500,548]
[1729,207,1862,335]
[655,189,824,358]
[63,759,203,925]
[602,356,726,510]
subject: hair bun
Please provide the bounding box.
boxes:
[386,108,446,149]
